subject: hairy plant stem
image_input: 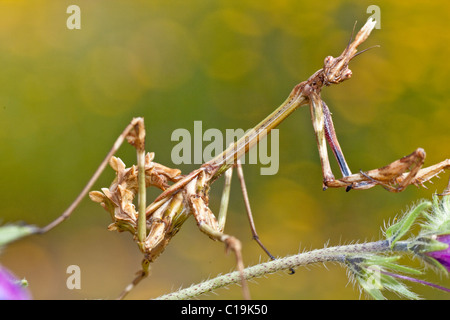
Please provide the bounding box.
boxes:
[154,239,409,300]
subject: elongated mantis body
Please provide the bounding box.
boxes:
[39,18,450,299]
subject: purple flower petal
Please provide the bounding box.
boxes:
[0,265,31,300]
[425,234,450,272]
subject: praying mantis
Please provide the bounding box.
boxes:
[38,18,450,299]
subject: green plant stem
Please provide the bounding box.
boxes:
[154,239,408,300]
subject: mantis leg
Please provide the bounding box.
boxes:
[323,148,450,194]
[40,117,146,234]
[116,258,150,300]
[355,148,435,192]
[218,160,277,261]
[217,166,233,230]
[309,92,334,189]
[322,100,352,178]
[309,92,354,190]
[441,177,450,196]
[236,159,297,274]
[187,173,250,300]
[235,159,277,261]
[40,117,152,299]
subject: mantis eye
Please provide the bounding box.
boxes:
[341,69,352,80]
[324,56,334,66]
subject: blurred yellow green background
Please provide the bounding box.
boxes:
[1,0,449,299]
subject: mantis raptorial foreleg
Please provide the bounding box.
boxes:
[307,89,450,193]
[303,28,450,194]
[321,100,352,178]
[309,91,334,187]
[308,91,353,190]
[308,89,429,192]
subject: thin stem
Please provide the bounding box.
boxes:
[154,240,394,300]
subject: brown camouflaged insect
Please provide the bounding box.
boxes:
[39,18,449,299]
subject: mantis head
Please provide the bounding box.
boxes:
[323,18,377,86]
